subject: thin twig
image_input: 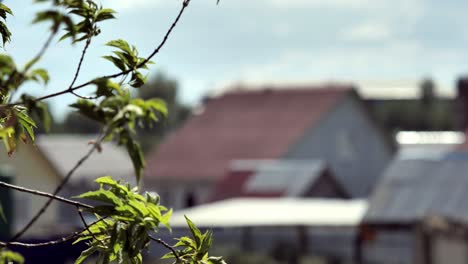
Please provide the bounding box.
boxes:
[149,235,179,261]
[77,207,106,246]
[0,181,92,209]
[69,37,92,89]
[68,37,96,99]
[2,0,192,107]
[0,217,107,248]
[3,31,56,99]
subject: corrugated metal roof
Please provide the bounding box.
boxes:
[170,198,367,227]
[211,160,328,200]
[364,159,468,224]
[242,160,325,196]
[36,135,135,183]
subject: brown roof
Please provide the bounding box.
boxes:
[145,86,352,181]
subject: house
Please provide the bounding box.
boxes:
[360,159,468,264]
[151,198,367,263]
[0,135,134,238]
[210,160,349,201]
[144,85,395,209]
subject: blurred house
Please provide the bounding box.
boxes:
[0,135,134,238]
[144,86,395,209]
[210,160,349,201]
[153,198,367,263]
[360,159,468,264]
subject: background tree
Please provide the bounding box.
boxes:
[0,0,225,264]
[137,72,191,152]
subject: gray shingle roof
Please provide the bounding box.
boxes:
[36,135,135,184]
[364,159,468,224]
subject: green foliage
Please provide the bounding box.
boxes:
[0,1,225,264]
[161,217,226,264]
[74,176,224,264]
[103,39,152,88]
[0,249,23,264]
[69,82,167,181]
[74,176,172,264]
[0,4,12,47]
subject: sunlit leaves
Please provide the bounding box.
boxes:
[162,217,226,264]
[103,39,152,88]
[0,249,24,264]
[21,94,52,132]
[59,1,116,42]
[74,176,171,264]
[0,4,12,47]
[95,8,116,22]
[69,85,167,182]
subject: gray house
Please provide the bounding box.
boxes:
[145,86,395,209]
[361,159,468,264]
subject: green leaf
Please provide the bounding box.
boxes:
[146,98,168,117]
[129,71,146,88]
[0,21,11,47]
[30,68,50,85]
[95,8,116,22]
[0,4,13,16]
[75,189,123,206]
[161,208,172,230]
[102,55,127,72]
[185,216,202,248]
[125,138,145,183]
[106,39,132,54]
[0,203,6,223]
[0,250,24,264]
[75,246,97,264]
[200,230,213,255]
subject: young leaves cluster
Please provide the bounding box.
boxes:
[74,176,172,264]
[0,53,50,154]
[162,217,226,264]
[103,39,152,88]
[0,4,12,47]
[34,0,116,42]
[0,249,24,264]
[70,79,167,181]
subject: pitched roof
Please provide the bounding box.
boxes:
[211,160,328,201]
[145,86,351,180]
[364,159,468,224]
[36,135,135,184]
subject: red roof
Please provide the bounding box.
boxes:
[145,86,352,181]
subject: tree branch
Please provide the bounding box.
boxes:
[2,0,192,106]
[149,235,179,261]
[77,207,106,246]
[0,217,107,248]
[0,181,92,209]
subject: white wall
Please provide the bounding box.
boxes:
[0,142,63,237]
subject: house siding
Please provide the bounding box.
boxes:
[283,94,394,197]
[145,179,213,210]
[0,143,62,237]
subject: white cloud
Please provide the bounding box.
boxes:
[343,23,392,42]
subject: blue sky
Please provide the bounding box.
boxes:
[4,0,468,119]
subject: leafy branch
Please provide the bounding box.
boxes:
[0,0,226,263]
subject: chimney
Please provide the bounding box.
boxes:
[457,77,468,130]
